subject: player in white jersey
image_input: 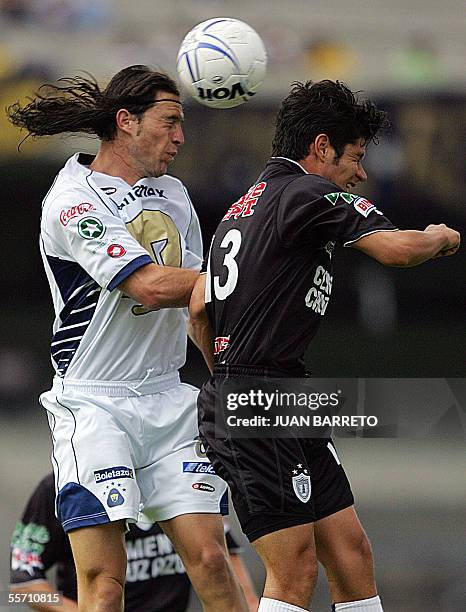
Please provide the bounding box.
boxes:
[8,65,249,612]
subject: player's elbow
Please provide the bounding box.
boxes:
[188,274,207,321]
[188,296,206,322]
[134,287,165,310]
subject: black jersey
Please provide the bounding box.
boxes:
[205,157,397,374]
[10,474,242,611]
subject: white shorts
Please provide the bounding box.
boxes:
[40,372,228,532]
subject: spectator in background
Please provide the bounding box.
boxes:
[0,0,111,30]
[10,473,259,611]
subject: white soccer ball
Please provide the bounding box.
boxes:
[176,17,267,109]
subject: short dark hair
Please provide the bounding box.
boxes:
[7,65,179,142]
[272,80,389,160]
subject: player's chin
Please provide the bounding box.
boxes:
[150,162,168,178]
[161,156,175,172]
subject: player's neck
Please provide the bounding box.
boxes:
[90,141,143,186]
[297,154,322,176]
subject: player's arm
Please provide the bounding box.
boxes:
[119,263,199,309]
[10,582,77,611]
[352,224,460,267]
[188,273,214,373]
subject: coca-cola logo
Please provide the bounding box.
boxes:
[60,203,95,226]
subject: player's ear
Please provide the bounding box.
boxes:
[313,134,331,162]
[116,108,137,135]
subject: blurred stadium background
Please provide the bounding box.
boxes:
[0,1,464,610]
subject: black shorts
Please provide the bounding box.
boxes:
[198,373,354,542]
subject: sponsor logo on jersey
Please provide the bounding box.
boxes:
[94,466,134,483]
[292,464,311,503]
[324,192,340,205]
[77,217,106,239]
[214,335,230,355]
[107,244,126,258]
[107,488,125,507]
[324,192,357,205]
[353,196,383,217]
[60,202,95,226]
[192,482,215,492]
[324,191,359,206]
[117,186,168,210]
[222,182,267,221]
[101,186,117,195]
[305,265,333,315]
[182,461,216,474]
[10,521,50,574]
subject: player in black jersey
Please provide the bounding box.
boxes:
[189,80,460,612]
[10,473,259,611]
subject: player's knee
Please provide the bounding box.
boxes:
[83,571,124,610]
[199,544,230,577]
[340,528,374,568]
[273,560,318,602]
[94,580,124,610]
[267,543,318,594]
[356,531,374,564]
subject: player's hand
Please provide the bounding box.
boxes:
[424,224,460,258]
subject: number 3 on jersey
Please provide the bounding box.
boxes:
[206,229,242,303]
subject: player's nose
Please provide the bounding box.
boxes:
[356,163,367,183]
[173,125,184,146]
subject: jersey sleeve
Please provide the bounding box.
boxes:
[338,195,398,246]
[276,176,397,249]
[42,194,153,292]
[10,476,65,586]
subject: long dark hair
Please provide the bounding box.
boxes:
[7,65,179,142]
[272,80,389,160]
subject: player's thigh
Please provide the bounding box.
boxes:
[69,520,126,582]
[202,432,318,542]
[253,522,316,573]
[159,512,228,564]
[199,380,333,543]
[137,383,228,523]
[314,505,371,564]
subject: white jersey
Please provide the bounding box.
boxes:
[40,153,202,382]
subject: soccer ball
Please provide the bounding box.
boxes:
[176,17,267,109]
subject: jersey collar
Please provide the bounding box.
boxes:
[269,156,309,174]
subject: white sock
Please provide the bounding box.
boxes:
[259,597,309,611]
[333,595,383,611]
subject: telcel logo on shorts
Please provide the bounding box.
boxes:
[183,461,216,474]
[94,466,134,483]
